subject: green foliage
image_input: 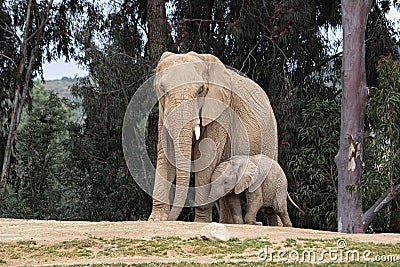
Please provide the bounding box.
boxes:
[66,1,152,221]
[365,2,400,87]
[0,83,82,219]
[287,99,340,231]
[0,0,100,188]
[364,56,400,232]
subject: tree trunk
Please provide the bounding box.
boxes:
[1,0,34,188]
[0,0,53,188]
[146,0,170,169]
[147,0,169,65]
[336,0,372,233]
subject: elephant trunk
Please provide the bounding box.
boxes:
[167,122,194,221]
[207,185,223,205]
[163,94,201,221]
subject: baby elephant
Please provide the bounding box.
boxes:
[209,154,299,227]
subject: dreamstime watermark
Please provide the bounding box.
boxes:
[257,239,397,263]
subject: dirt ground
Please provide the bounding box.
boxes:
[0,218,399,266]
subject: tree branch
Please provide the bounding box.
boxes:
[240,40,261,73]
[308,51,343,74]
[19,0,33,74]
[362,183,400,231]
[26,0,54,43]
[1,24,22,44]
[17,42,39,125]
[0,53,17,67]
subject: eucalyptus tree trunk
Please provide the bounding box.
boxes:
[336,0,372,233]
[146,0,170,167]
[1,0,53,188]
[147,0,169,65]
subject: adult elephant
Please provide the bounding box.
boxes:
[148,51,278,223]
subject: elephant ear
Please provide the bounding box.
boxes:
[234,160,258,194]
[154,52,175,100]
[248,155,273,193]
[159,51,175,63]
[188,52,232,126]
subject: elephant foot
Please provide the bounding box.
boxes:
[278,213,293,227]
[148,213,169,221]
[148,205,170,221]
[244,219,262,225]
[194,206,212,222]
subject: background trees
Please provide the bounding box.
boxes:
[0,83,80,219]
[0,0,91,186]
[0,0,399,232]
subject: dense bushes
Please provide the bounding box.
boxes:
[286,99,340,231]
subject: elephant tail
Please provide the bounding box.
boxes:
[287,193,305,215]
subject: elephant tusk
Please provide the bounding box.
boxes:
[194,124,201,140]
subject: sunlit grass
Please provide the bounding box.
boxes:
[0,236,398,266]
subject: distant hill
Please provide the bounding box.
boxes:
[43,77,83,120]
[43,77,78,99]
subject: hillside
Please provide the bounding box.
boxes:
[43,77,77,99]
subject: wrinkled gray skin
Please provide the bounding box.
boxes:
[209,154,293,227]
[148,52,278,223]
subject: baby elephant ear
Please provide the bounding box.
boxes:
[248,155,274,193]
[234,160,258,194]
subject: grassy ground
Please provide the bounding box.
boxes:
[1,236,398,266]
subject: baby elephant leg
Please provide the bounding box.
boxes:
[225,194,244,224]
[244,188,263,225]
[262,210,279,226]
[277,210,293,227]
[266,213,278,226]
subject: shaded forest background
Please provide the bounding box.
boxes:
[1,0,400,233]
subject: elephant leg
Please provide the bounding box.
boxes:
[262,209,279,226]
[193,123,228,223]
[223,194,244,224]
[277,209,293,227]
[275,192,291,227]
[244,189,263,225]
[193,162,223,222]
[149,139,175,221]
[218,197,232,223]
